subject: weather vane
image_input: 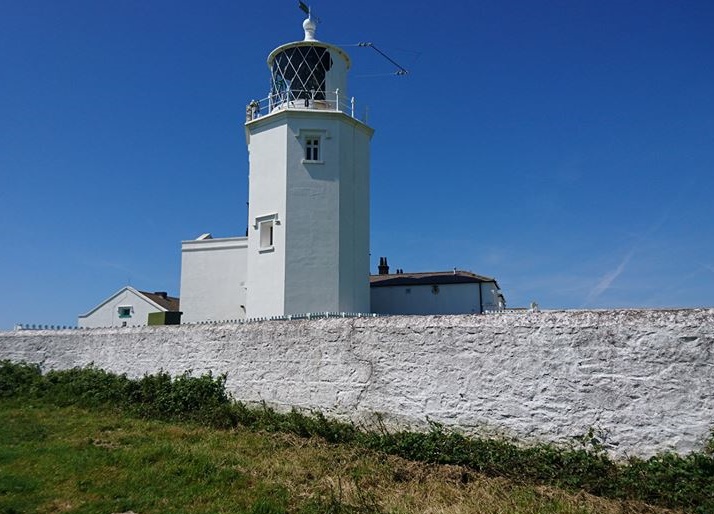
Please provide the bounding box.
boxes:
[298,1,320,23]
[298,1,407,76]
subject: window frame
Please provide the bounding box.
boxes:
[297,129,328,164]
[254,213,279,253]
[305,136,320,161]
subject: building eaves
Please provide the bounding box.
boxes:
[369,271,496,288]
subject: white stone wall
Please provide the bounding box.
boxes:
[2,309,713,458]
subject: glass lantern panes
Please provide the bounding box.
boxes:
[271,46,332,106]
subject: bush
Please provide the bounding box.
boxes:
[0,360,42,398]
[41,366,131,408]
[616,452,714,512]
[0,361,234,427]
[127,370,237,427]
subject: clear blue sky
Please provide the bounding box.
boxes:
[2,1,713,329]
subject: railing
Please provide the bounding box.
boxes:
[185,311,380,325]
[13,312,379,331]
[14,324,79,331]
[246,89,366,123]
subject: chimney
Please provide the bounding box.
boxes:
[378,257,390,275]
[154,291,168,299]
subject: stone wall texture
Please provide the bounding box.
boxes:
[2,309,713,458]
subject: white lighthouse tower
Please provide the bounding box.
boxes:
[244,14,374,318]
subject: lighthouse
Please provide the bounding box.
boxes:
[243,14,374,318]
[177,11,504,323]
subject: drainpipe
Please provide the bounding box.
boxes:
[478,282,483,314]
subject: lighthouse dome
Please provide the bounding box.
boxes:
[266,17,350,113]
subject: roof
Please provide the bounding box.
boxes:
[78,286,180,319]
[139,291,180,312]
[370,271,498,288]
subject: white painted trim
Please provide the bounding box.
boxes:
[246,109,373,137]
[181,237,248,252]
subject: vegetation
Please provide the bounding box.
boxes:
[1,360,712,513]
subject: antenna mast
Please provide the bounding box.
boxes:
[358,42,409,76]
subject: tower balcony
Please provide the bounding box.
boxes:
[246,89,364,123]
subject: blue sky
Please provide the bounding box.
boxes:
[1,0,713,328]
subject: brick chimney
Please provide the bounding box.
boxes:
[378,257,390,275]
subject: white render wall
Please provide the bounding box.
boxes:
[3,309,713,458]
[337,120,371,313]
[180,237,248,323]
[323,46,349,104]
[283,113,341,314]
[245,110,372,317]
[245,117,288,319]
[371,282,501,315]
[77,288,164,328]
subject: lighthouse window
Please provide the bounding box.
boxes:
[259,220,274,250]
[255,213,278,252]
[305,137,320,161]
[271,46,332,104]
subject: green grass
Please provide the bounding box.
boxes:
[1,360,711,513]
[0,399,675,514]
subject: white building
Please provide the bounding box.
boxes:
[78,287,180,328]
[370,268,505,315]
[180,14,373,322]
[180,234,248,322]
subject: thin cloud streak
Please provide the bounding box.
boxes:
[584,251,634,306]
[581,178,697,307]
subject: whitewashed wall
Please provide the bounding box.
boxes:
[245,118,288,319]
[245,110,372,318]
[2,309,713,458]
[180,237,248,323]
[78,287,164,328]
[371,282,502,315]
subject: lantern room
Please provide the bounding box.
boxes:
[266,16,351,112]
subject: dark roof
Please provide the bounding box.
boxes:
[139,291,180,311]
[370,271,497,288]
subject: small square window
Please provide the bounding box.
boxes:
[305,137,320,161]
[118,306,132,318]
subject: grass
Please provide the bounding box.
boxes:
[1,361,712,513]
[0,399,677,514]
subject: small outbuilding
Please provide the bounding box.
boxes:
[78,287,180,328]
[370,259,505,315]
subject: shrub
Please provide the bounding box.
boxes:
[0,360,42,398]
[41,365,131,408]
[127,370,236,427]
